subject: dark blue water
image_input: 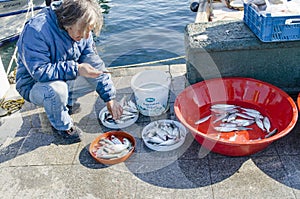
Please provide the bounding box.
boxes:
[0,0,196,70]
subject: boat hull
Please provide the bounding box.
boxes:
[0,0,45,45]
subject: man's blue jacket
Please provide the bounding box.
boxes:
[16,3,115,103]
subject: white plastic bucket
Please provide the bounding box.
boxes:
[0,56,10,99]
[131,70,171,116]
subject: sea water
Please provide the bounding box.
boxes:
[0,0,196,71]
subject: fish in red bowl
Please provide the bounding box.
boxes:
[174,77,298,156]
[89,131,136,164]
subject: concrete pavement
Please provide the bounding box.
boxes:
[0,64,300,199]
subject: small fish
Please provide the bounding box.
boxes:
[214,126,239,132]
[219,123,237,128]
[243,111,263,119]
[226,113,237,122]
[146,136,165,144]
[158,139,179,146]
[265,128,277,138]
[171,126,180,138]
[100,138,115,145]
[236,112,254,120]
[103,70,113,74]
[230,119,255,127]
[240,107,261,115]
[255,117,265,131]
[195,115,211,124]
[214,126,252,132]
[110,135,122,144]
[104,143,128,154]
[213,113,228,123]
[155,128,169,141]
[211,104,238,109]
[263,116,271,132]
[210,108,238,114]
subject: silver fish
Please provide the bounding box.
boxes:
[263,116,271,132]
[243,111,263,119]
[195,115,211,124]
[255,117,265,131]
[100,138,114,145]
[214,126,252,132]
[146,136,165,144]
[213,113,228,123]
[230,119,255,127]
[265,128,277,138]
[226,113,237,122]
[240,107,261,115]
[172,126,180,138]
[219,123,237,128]
[158,139,179,146]
[210,108,238,114]
[155,128,169,141]
[211,104,238,109]
[110,135,122,144]
[236,112,254,120]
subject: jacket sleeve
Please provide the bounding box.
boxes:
[79,34,116,103]
[18,25,78,82]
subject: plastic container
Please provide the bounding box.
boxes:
[174,77,298,156]
[243,3,300,42]
[131,70,171,116]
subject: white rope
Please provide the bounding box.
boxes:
[6,0,35,75]
[108,55,186,69]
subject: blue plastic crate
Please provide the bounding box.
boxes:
[243,3,300,42]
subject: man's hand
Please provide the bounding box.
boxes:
[78,63,102,78]
[106,100,123,120]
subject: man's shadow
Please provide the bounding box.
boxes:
[0,102,82,164]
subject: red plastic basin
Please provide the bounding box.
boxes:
[174,77,298,156]
[297,93,300,111]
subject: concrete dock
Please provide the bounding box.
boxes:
[0,64,300,199]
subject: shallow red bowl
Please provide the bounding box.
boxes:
[174,77,298,156]
[89,131,136,164]
[297,93,300,111]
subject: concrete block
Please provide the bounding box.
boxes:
[185,20,300,93]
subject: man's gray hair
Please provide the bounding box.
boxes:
[55,0,103,36]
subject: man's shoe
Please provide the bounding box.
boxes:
[53,125,82,142]
[66,103,81,115]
